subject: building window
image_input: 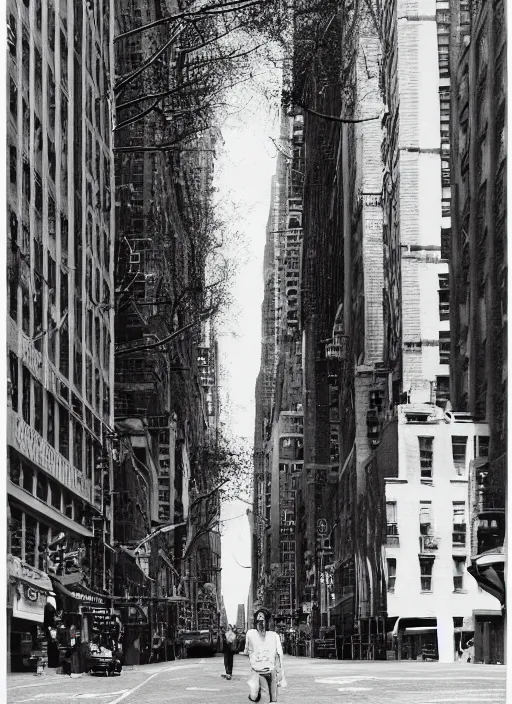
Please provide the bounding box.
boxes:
[418,437,434,480]
[47,392,55,447]
[10,145,17,184]
[73,420,83,472]
[453,556,466,592]
[22,463,34,493]
[9,449,21,485]
[33,378,43,436]
[387,558,397,593]
[439,331,450,364]
[419,557,434,592]
[58,404,69,459]
[9,352,19,412]
[451,436,467,475]
[452,502,466,547]
[36,472,48,502]
[25,515,37,566]
[436,376,450,407]
[438,274,450,319]
[474,436,489,458]
[50,480,61,511]
[10,77,18,120]
[386,502,399,545]
[38,522,49,570]
[9,506,23,559]
[419,502,433,536]
[22,366,31,424]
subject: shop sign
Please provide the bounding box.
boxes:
[68,590,105,605]
[8,409,92,502]
[12,583,47,623]
[8,556,53,591]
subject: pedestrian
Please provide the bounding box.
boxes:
[244,608,286,703]
[221,624,237,680]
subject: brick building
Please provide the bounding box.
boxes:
[449,0,506,662]
[351,0,503,663]
[7,0,116,671]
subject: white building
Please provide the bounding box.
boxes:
[384,406,500,662]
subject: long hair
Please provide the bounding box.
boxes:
[253,608,271,630]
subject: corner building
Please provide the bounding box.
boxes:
[357,0,502,663]
[7,0,116,671]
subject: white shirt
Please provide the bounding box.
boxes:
[244,629,283,672]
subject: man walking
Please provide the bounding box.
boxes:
[221,624,237,680]
[244,608,285,702]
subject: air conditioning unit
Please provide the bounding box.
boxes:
[419,535,440,552]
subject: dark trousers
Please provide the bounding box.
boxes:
[223,648,234,675]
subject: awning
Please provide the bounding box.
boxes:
[392,617,437,637]
[8,555,52,592]
[51,575,108,606]
[467,552,505,605]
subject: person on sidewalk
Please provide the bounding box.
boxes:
[221,625,237,679]
[244,608,286,703]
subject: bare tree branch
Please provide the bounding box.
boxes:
[114,0,266,43]
[115,26,184,94]
[114,98,162,132]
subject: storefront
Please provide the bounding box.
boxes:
[7,555,53,672]
[50,572,111,673]
[391,617,438,661]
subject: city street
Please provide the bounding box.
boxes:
[7,656,507,704]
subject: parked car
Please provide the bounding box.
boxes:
[85,644,122,676]
[181,630,217,656]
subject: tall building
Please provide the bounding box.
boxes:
[350,0,501,663]
[251,0,506,665]
[252,105,305,635]
[449,0,506,661]
[236,604,246,631]
[113,0,221,653]
[7,0,116,671]
[331,14,387,655]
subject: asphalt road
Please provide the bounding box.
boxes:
[7,655,507,704]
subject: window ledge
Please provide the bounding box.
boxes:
[450,478,468,483]
[385,478,408,484]
[420,591,434,594]
[453,590,468,594]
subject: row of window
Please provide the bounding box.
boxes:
[10,348,110,436]
[418,434,489,480]
[9,451,96,533]
[9,355,107,476]
[386,500,467,547]
[387,555,467,593]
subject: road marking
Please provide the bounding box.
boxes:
[422,699,505,703]
[13,692,128,703]
[186,687,220,691]
[7,681,57,691]
[105,664,200,704]
[316,677,376,684]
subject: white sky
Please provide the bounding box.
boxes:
[214,77,280,625]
